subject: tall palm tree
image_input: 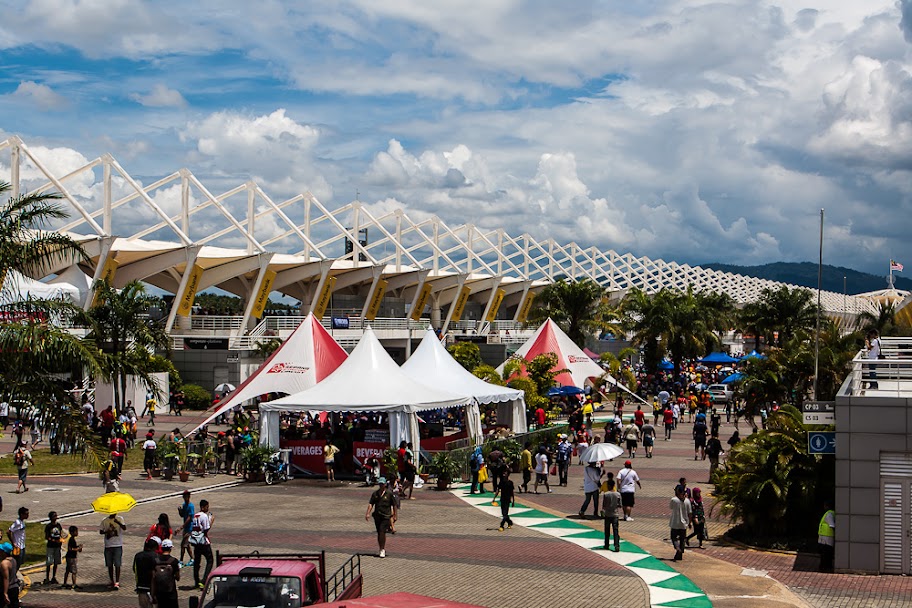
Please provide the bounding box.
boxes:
[736,301,765,353]
[526,278,620,347]
[81,279,170,412]
[622,286,734,376]
[754,286,818,347]
[858,301,898,336]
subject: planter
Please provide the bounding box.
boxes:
[510,462,521,474]
[418,473,431,483]
[151,468,161,478]
[245,471,265,483]
[163,469,175,481]
[436,478,450,491]
[179,471,191,482]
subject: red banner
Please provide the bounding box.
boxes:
[353,442,386,463]
[282,440,326,474]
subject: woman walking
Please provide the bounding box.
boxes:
[686,488,706,548]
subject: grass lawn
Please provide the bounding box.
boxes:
[0,446,145,476]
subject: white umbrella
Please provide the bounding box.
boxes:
[214,383,236,394]
[580,442,624,464]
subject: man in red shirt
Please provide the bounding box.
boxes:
[663,407,674,441]
[534,407,546,428]
[109,433,127,477]
[100,406,115,446]
[633,405,645,428]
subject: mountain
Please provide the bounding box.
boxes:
[699,262,911,295]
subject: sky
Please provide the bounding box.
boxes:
[1,0,911,279]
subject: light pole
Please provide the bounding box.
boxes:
[813,209,823,401]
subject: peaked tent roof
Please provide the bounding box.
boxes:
[264,327,471,413]
[190,313,348,433]
[402,329,524,405]
[700,352,740,364]
[496,318,605,389]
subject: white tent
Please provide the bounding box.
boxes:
[0,269,86,304]
[497,318,645,403]
[190,313,348,436]
[401,329,527,444]
[262,327,471,452]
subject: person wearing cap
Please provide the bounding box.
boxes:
[152,539,180,608]
[617,460,642,521]
[0,541,20,607]
[133,537,160,607]
[365,477,397,558]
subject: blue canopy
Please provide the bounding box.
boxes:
[740,350,766,361]
[699,352,740,364]
[721,372,744,384]
[657,360,674,370]
[547,385,585,397]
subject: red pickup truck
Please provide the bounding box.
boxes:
[189,551,362,608]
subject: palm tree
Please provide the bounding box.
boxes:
[736,301,765,353]
[526,278,620,347]
[622,286,734,376]
[599,348,638,392]
[0,182,85,284]
[858,301,898,336]
[712,405,829,538]
[81,279,170,412]
[253,338,283,360]
[754,286,818,347]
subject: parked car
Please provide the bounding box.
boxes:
[707,384,734,404]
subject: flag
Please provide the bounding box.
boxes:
[891,259,904,272]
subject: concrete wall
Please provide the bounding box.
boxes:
[835,394,912,572]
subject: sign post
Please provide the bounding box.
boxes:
[808,431,836,455]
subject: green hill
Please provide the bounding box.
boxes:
[699,262,911,295]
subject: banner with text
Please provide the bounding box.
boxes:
[312,276,337,319]
[485,288,506,322]
[516,291,535,323]
[410,282,433,321]
[250,269,277,318]
[176,264,204,317]
[450,285,471,322]
[365,279,388,321]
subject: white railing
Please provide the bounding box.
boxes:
[845,341,912,398]
[191,316,244,330]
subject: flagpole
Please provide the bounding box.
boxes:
[889,259,894,289]
[813,208,823,401]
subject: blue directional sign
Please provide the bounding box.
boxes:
[808,432,836,455]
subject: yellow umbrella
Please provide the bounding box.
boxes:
[91,492,137,514]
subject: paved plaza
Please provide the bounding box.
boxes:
[4,410,912,608]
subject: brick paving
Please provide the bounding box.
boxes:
[6,412,912,607]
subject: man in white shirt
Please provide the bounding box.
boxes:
[669,485,692,561]
[617,461,642,521]
[7,507,28,568]
[533,447,552,494]
[99,512,126,589]
[191,500,215,589]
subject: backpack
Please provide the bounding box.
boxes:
[152,560,176,596]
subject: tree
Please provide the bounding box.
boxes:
[621,286,734,376]
[599,348,638,393]
[713,405,831,541]
[736,301,765,353]
[526,278,620,348]
[858,301,899,337]
[447,341,482,372]
[753,286,819,347]
[82,279,170,412]
[472,364,504,385]
[253,338,282,360]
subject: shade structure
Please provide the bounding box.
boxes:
[401,329,527,442]
[189,313,348,436]
[546,385,585,397]
[699,352,740,364]
[0,268,88,304]
[721,372,744,384]
[740,350,766,361]
[496,318,644,403]
[657,360,674,370]
[261,327,471,450]
[92,491,137,514]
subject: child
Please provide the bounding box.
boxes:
[63,526,82,589]
[388,476,402,534]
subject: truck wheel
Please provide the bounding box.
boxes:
[264,470,274,485]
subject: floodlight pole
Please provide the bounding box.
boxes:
[813,209,824,401]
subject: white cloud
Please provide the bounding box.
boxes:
[8,81,67,110]
[129,84,187,108]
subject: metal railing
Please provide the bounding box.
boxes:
[324,554,361,602]
[844,339,912,398]
[191,316,244,330]
[446,423,571,482]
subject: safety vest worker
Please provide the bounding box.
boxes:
[818,509,835,539]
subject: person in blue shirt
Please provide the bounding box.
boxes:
[177,491,195,566]
[556,435,572,486]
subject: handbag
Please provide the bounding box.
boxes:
[477,465,488,483]
[549,464,557,476]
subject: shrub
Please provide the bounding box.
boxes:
[181,384,212,410]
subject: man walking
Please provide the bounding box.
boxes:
[641,420,656,458]
[670,485,692,561]
[623,421,640,459]
[177,491,195,566]
[519,442,533,493]
[706,433,724,482]
[602,479,622,552]
[497,470,515,532]
[133,538,159,608]
[7,507,28,569]
[556,435,572,487]
[578,462,602,519]
[365,478,397,558]
[152,539,180,608]
[617,461,642,521]
[99,511,127,589]
[190,500,214,589]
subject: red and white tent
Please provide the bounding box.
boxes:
[190,313,348,434]
[497,318,643,401]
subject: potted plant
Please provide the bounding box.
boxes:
[382,447,398,478]
[498,439,523,473]
[157,442,181,481]
[430,451,462,490]
[417,464,431,484]
[239,445,272,482]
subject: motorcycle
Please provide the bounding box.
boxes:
[263,451,290,485]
